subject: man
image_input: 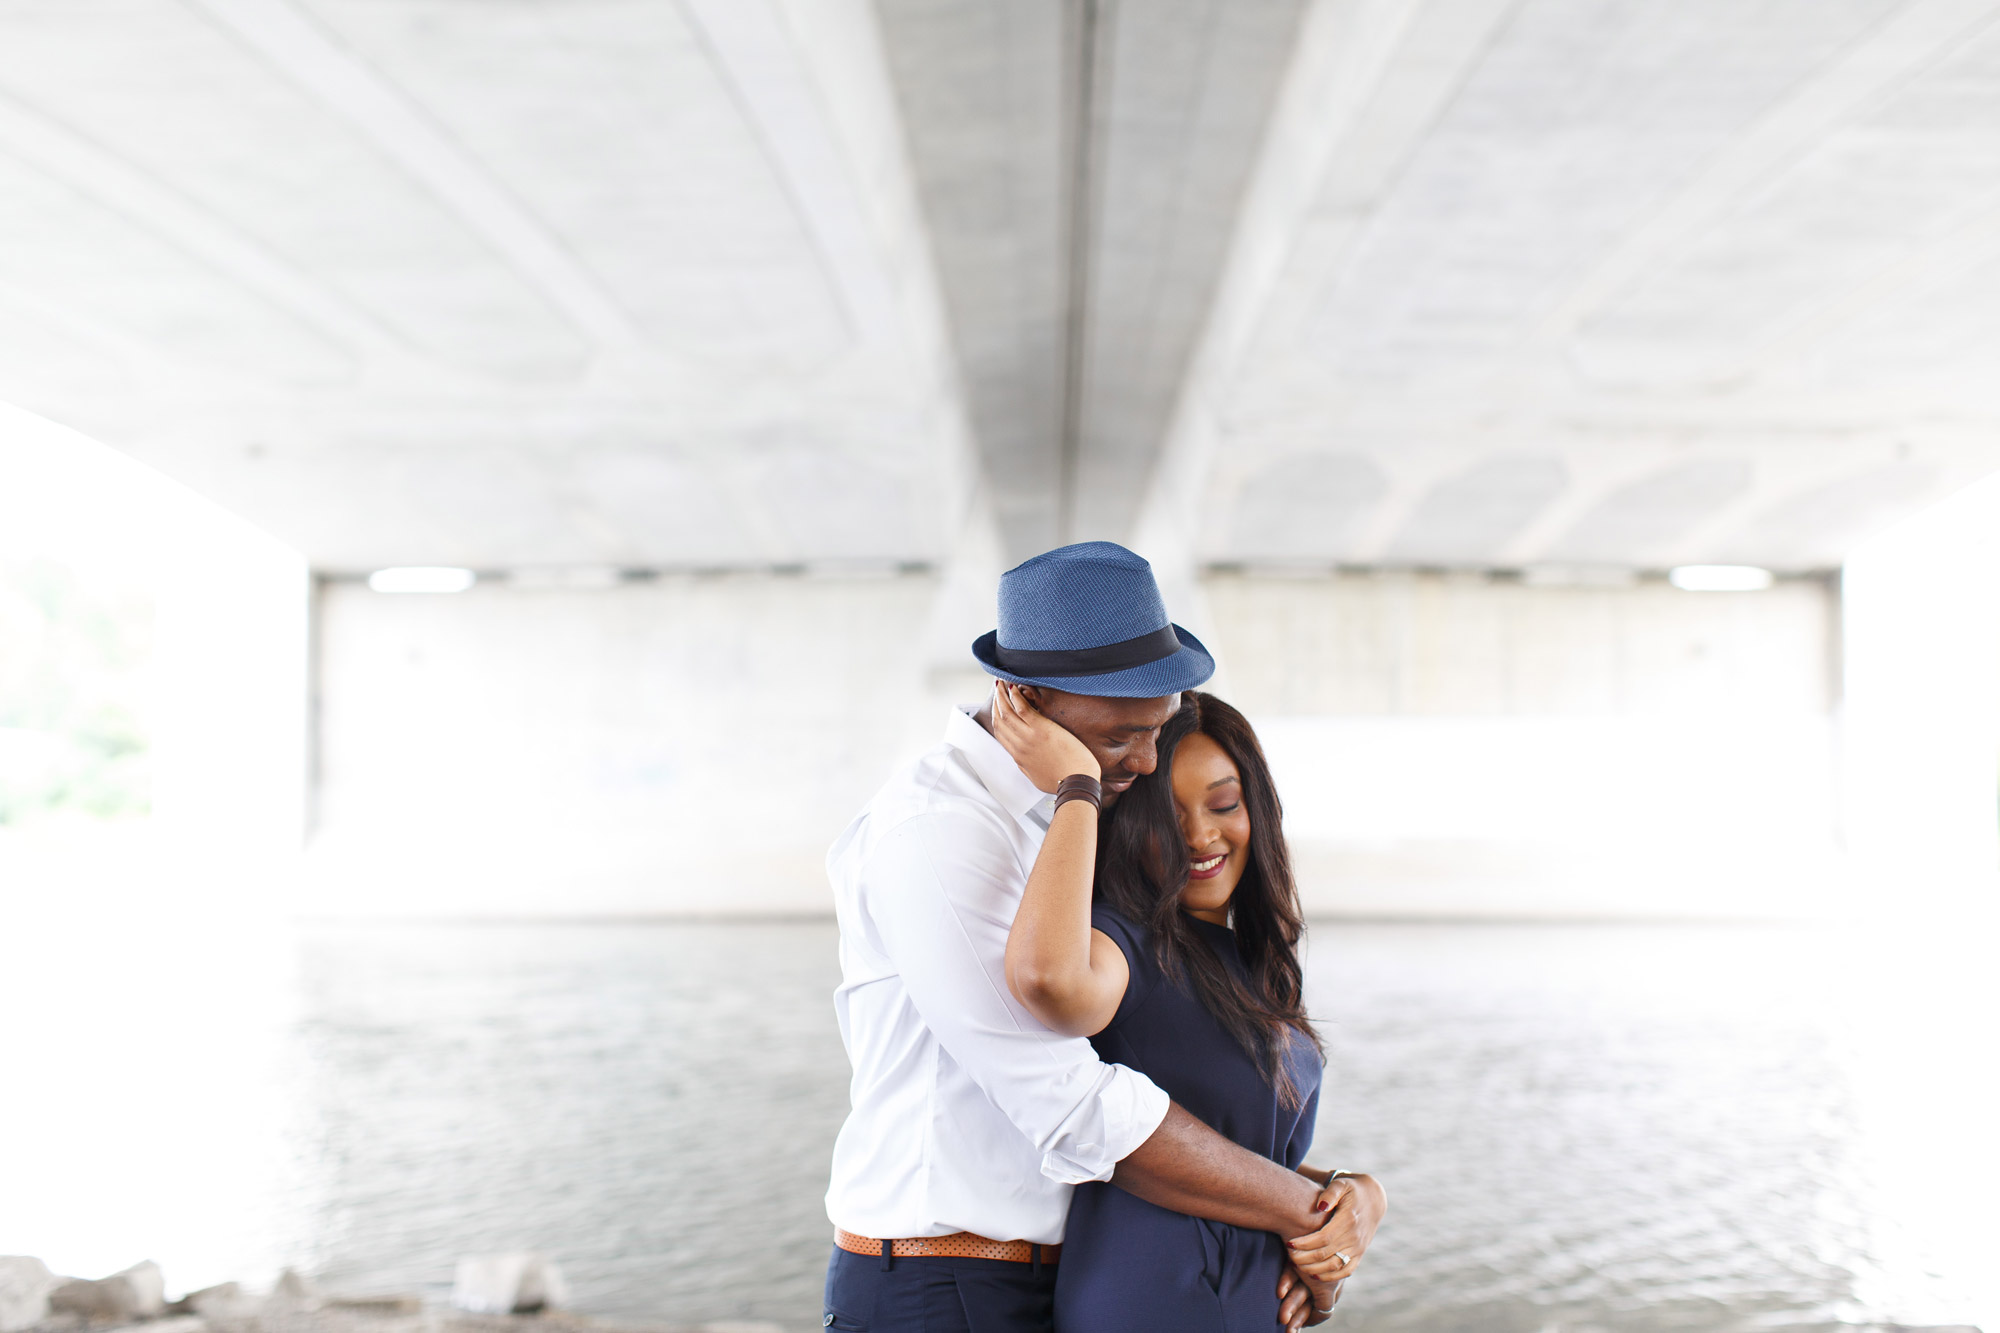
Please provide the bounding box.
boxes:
[823,542,1383,1331]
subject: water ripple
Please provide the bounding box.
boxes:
[260,920,1997,1330]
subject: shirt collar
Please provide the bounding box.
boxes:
[945,706,1053,821]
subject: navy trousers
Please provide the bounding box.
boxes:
[823,1245,1057,1333]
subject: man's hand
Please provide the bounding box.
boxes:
[1287,1173,1387,1290]
[990,681,1098,792]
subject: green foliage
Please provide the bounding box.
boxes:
[0,558,153,825]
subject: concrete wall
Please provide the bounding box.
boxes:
[304,572,959,916]
[307,565,1845,919]
[1197,572,1844,919]
[1203,571,1836,717]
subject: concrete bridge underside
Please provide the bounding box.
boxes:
[4,0,1998,580]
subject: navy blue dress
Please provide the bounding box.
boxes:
[1055,907,1322,1333]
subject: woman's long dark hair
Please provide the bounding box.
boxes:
[1096,692,1322,1106]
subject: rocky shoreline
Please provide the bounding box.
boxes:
[0,1259,779,1333]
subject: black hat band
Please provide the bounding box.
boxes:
[992,624,1182,678]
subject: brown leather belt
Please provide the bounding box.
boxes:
[835,1228,1060,1265]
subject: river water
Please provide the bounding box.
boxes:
[5,916,1996,1331]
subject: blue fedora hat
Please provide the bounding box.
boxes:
[971,542,1215,698]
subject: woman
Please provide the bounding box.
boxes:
[992,685,1383,1332]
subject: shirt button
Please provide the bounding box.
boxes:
[823,1315,835,1327]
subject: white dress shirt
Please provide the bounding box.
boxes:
[823,707,1171,1245]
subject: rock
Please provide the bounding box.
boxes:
[0,1258,56,1333]
[167,1284,245,1317]
[100,1316,202,1333]
[450,1256,568,1315]
[266,1270,318,1309]
[324,1295,423,1315]
[50,1262,165,1322]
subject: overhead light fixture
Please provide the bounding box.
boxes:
[367,566,476,594]
[1668,564,1772,592]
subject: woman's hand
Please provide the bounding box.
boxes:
[1286,1172,1386,1291]
[990,681,1099,792]
[1275,1264,1339,1329]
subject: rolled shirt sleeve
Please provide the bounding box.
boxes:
[861,811,1170,1183]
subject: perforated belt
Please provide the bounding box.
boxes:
[835,1228,1060,1265]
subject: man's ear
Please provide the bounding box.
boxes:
[1017,685,1047,711]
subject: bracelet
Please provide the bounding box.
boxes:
[1053,774,1102,812]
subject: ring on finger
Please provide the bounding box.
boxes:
[1332,1251,1349,1267]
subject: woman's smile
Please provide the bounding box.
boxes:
[1188,851,1227,880]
